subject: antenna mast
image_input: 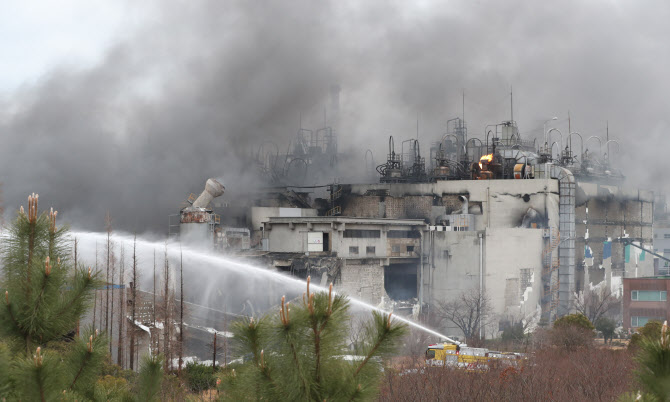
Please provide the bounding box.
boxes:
[510,86,514,122]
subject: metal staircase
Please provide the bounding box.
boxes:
[326,183,342,216]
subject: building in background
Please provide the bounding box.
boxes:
[623,277,670,330]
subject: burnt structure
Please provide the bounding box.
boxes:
[177,111,654,338]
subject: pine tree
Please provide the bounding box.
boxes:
[633,321,670,400]
[221,276,407,401]
[0,194,107,400]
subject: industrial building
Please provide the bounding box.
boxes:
[172,111,657,339]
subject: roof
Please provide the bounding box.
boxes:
[265,216,427,226]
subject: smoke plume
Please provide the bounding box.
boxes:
[1,0,668,232]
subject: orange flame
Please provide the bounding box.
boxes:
[479,154,493,169]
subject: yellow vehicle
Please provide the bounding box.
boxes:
[425,343,524,371]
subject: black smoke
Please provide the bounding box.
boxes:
[1,0,668,232]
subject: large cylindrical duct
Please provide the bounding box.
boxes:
[192,178,225,208]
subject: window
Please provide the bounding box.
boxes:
[664,249,670,254]
[407,245,415,252]
[632,316,664,327]
[391,245,401,253]
[349,246,359,255]
[343,229,380,238]
[632,290,667,301]
[665,234,670,239]
[388,230,422,239]
[366,246,376,255]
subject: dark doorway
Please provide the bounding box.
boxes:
[323,232,329,252]
[384,263,418,300]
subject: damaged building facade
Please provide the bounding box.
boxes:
[176,116,655,339]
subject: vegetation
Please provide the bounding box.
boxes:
[0,193,164,401]
[220,277,408,401]
[184,361,217,393]
[595,317,616,344]
[381,348,634,401]
[0,194,108,400]
[435,290,491,346]
[629,320,663,350]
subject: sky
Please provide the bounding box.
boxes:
[1,0,669,233]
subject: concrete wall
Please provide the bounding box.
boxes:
[345,179,559,230]
[250,207,317,233]
[423,228,544,338]
[265,219,423,258]
[338,260,388,305]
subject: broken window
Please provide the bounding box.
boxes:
[384,263,418,300]
[349,246,359,255]
[519,268,532,300]
[366,246,376,255]
[407,245,415,252]
[344,230,381,238]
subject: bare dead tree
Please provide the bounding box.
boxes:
[152,248,157,355]
[105,212,112,335]
[109,240,116,357]
[435,290,492,345]
[223,304,228,368]
[93,242,98,330]
[117,243,125,367]
[207,331,225,370]
[163,244,171,371]
[129,235,138,370]
[74,237,80,337]
[572,285,620,324]
[178,247,184,374]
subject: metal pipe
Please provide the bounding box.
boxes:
[543,117,558,149]
[547,128,563,151]
[459,195,469,214]
[568,132,583,161]
[485,130,494,154]
[478,232,483,340]
[550,141,560,160]
[586,136,603,157]
[605,139,620,161]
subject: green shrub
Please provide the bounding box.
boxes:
[185,362,217,392]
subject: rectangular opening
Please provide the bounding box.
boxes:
[387,230,422,239]
[366,246,376,255]
[349,246,359,255]
[406,245,415,253]
[384,263,418,300]
[344,229,381,238]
